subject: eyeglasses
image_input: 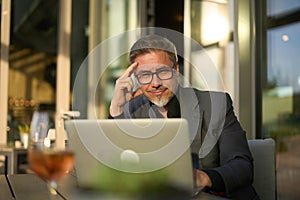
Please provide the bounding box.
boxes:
[135,66,175,85]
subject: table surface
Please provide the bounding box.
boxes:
[0,173,228,200]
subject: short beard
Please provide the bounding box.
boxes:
[151,93,174,107]
[152,99,170,107]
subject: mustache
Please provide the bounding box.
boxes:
[147,86,177,94]
[147,86,168,91]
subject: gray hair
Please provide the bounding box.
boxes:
[129,35,178,65]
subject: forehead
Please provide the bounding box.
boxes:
[135,51,173,71]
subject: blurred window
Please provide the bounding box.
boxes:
[267,0,300,17]
[261,1,300,199]
[6,0,58,145]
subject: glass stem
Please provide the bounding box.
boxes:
[48,181,58,195]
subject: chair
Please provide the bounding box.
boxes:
[248,138,276,200]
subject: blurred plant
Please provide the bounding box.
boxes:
[85,161,190,199]
[267,124,300,152]
[18,124,30,134]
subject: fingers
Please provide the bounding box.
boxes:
[116,77,134,93]
[120,62,138,79]
[195,170,212,188]
[116,62,138,98]
[110,62,139,117]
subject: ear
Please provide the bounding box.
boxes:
[175,63,179,72]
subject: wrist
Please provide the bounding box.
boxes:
[202,169,225,192]
[195,170,212,188]
[109,105,123,117]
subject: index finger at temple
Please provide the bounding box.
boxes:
[123,62,138,78]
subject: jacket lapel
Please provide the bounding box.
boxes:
[179,87,203,143]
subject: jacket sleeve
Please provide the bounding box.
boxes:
[213,93,254,196]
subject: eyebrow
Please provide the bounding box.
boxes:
[136,66,172,73]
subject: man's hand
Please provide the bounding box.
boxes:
[109,62,138,116]
[194,169,212,188]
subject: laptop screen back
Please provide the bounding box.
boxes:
[65,118,195,195]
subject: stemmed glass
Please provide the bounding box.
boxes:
[27,125,75,196]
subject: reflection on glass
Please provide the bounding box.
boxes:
[263,20,300,200]
[8,0,58,146]
[263,22,300,141]
[92,1,139,119]
[189,0,235,97]
[267,0,300,17]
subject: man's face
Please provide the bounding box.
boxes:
[134,50,179,107]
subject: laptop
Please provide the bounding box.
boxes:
[64,118,196,197]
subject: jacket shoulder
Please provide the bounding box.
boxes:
[181,87,230,101]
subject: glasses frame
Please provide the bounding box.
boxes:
[134,64,176,85]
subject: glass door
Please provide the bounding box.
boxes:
[261,0,300,199]
[72,0,140,119]
[7,0,58,147]
[1,0,72,148]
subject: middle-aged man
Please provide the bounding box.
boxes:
[109,34,259,199]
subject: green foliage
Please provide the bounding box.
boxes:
[82,160,191,199]
[91,166,171,195]
[267,124,300,152]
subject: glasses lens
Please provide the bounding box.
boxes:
[137,72,152,84]
[135,67,174,84]
[157,68,173,80]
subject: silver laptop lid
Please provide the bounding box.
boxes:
[65,118,195,195]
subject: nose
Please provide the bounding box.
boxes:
[151,73,162,86]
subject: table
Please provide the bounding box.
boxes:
[0,173,76,200]
[0,174,228,200]
[0,146,28,174]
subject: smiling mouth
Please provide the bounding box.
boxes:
[150,90,165,96]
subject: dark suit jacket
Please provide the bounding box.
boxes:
[112,87,259,199]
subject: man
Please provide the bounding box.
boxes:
[109,35,259,199]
